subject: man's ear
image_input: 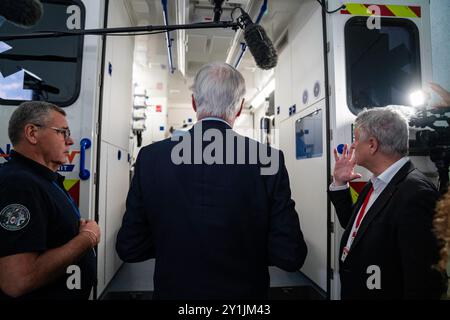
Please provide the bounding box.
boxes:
[192,94,197,112]
[369,137,379,154]
[23,123,39,145]
[236,99,244,118]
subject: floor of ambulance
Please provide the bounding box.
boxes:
[100,259,325,300]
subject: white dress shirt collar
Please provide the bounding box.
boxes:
[370,157,409,191]
[199,117,232,127]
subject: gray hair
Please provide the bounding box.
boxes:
[191,62,246,121]
[355,106,409,157]
[8,101,66,145]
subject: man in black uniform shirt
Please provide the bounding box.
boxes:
[0,101,100,299]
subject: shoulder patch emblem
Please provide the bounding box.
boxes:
[0,204,31,231]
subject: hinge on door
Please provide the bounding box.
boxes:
[96,122,99,135]
[326,41,330,53]
[98,72,103,87]
[329,129,333,141]
[93,172,97,185]
[328,85,332,97]
[329,221,335,234]
[330,268,334,280]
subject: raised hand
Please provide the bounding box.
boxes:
[333,144,362,186]
[429,82,450,107]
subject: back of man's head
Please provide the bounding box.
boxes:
[191,62,246,122]
[355,106,409,157]
[8,101,66,146]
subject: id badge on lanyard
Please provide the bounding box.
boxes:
[341,230,357,262]
[341,247,349,262]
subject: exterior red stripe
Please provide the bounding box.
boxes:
[409,6,421,17]
[379,5,396,16]
[364,4,395,16]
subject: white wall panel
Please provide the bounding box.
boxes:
[97,0,134,296]
[279,101,328,291]
[104,144,130,291]
[97,142,108,295]
[101,0,134,150]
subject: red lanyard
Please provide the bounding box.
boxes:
[354,185,374,230]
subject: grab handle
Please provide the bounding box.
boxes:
[79,138,91,180]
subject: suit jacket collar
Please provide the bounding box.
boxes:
[200,117,232,127]
[346,160,415,254]
[190,119,233,133]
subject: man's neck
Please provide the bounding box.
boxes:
[369,155,403,176]
[14,146,59,172]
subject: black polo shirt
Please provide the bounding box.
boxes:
[0,151,96,299]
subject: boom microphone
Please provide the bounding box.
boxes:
[238,10,278,70]
[0,0,43,28]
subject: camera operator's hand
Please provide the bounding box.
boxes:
[429,82,450,107]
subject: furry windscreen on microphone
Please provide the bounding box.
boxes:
[0,0,43,28]
[244,23,278,70]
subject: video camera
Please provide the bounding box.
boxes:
[409,105,450,194]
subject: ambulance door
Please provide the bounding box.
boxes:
[0,0,106,221]
[326,0,432,299]
[95,0,134,296]
[0,0,106,296]
[276,0,330,296]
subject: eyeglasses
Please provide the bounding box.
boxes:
[33,124,71,139]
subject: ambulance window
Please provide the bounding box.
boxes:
[345,17,421,115]
[0,0,85,107]
[295,109,323,160]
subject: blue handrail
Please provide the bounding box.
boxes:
[79,138,91,180]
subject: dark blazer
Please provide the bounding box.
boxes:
[329,160,446,299]
[116,120,307,300]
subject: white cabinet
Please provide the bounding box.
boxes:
[291,8,325,114]
[274,45,293,124]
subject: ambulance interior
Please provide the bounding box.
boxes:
[105,0,316,299]
[0,0,449,300]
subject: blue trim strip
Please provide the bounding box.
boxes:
[255,0,268,24]
[162,0,175,74]
[234,42,247,69]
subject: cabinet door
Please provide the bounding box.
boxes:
[291,7,325,114]
[279,101,329,292]
[274,45,293,124]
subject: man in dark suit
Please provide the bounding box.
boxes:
[329,107,446,299]
[116,62,307,300]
